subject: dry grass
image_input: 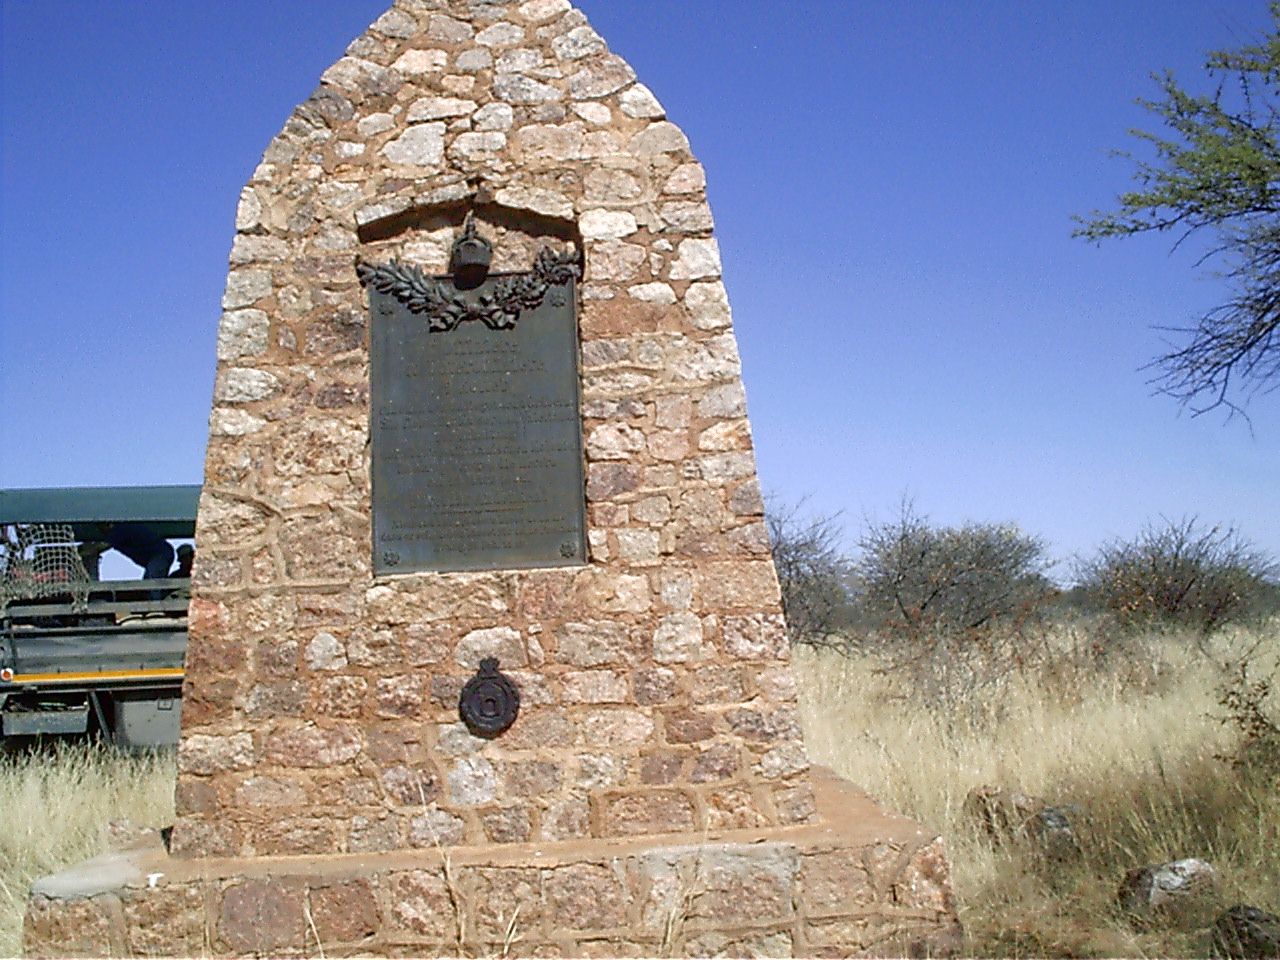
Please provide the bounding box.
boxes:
[793,620,1280,957]
[0,740,174,956]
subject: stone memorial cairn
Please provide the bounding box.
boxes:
[24,2,961,955]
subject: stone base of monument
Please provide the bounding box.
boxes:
[24,767,961,958]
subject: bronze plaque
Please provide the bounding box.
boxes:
[366,265,585,575]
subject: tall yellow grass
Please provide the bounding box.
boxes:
[793,620,1280,957]
[0,742,174,956]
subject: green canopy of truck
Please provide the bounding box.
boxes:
[0,485,200,540]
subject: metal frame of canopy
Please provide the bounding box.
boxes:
[0,485,201,541]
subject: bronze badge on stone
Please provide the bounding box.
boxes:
[459,657,520,737]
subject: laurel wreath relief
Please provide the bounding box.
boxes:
[356,246,580,332]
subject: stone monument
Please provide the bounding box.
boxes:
[24,2,962,955]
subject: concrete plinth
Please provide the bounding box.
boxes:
[24,768,961,958]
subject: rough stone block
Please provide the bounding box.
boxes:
[217,879,305,954]
[544,863,628,931]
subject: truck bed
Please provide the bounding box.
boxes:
[1,578,188,746]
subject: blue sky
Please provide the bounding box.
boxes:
[2,0,1277,580]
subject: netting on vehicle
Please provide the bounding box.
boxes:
[0,524,91,610]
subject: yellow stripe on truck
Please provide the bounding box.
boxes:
[9,668,184,684]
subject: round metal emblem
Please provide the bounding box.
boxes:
[459,657,520,738]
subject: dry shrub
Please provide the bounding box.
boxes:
[793,619,1280,958]
[0,741,174,955]
[766,498,853,650]
[850,502,1056,715]
[1076,517,1277,639]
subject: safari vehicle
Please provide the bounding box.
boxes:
[0,485,198,750]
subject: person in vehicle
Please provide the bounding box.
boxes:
[170,544,194,578]
[98,522,174,599]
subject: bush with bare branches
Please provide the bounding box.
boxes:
[852,502,1055,708]
[766,499,853,650]
[1075,517,1277,638]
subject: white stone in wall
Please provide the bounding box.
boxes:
[568,55,635,99]
[553,25,605,60]
[698,381,748,418]
[357,112,395,136]
[448,131,507,161]
[628,282,677,304]
[758,743,810,780]
[629,120,690,156]
[381,123,446,168]
[587,423,646,460]
[580,208,638,240]
[403,226,453,265]
[455,626,527,669]
[581,130,622,158]
[572,101,611,125]
[436,723,483,757]
[229,235,289,264]
[581,339,629,368]
[619,83,665,119]
[698,420,750,452]
[669,237,722,279]
[217,367,281,404]
[217,309,270,360]
[209,408,266,437]
[447,756,497,806]
[427,14,473,43]
[371,8,416,39]
[408,97,477,121]
[518,123,585,161]
[474,102,515,131]
[575,753,625,789]
[234,187,261,231]
[669,337,741,382]
[664,162,705,194]
[221,269,271,309]
[335,140,365,158]
[516,0,571,23]
[494,185,573,219]
[418,183,471,208]
[584,167,643,203]
[355,195,412,227]
[583,709,654,748]
[178,733,253,775]
[455,47,493,72]
[587,529,609,559]
[659,200,713,233]
[312,223,356,252]
[653,613,711,663]
[306,632,348,671]
[586,240,646,281]
[409,808,466,846]
[494,73,561,103]
[616,530,660,564]
[320,57,392,95]
[495,48,543,74]
[476,22,526,47]
[696,452,755,482]
[392,49,447,75]
[684,281,731,330]
[319,180,362,213]
[562,669,628,703]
